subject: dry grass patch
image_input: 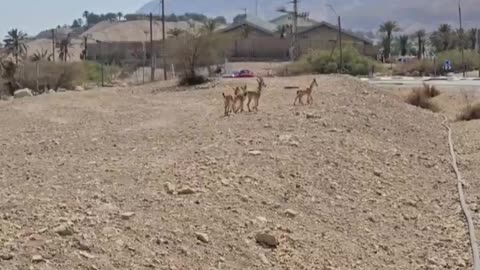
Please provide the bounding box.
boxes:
[458,103,480,121]
[405,85,440,112]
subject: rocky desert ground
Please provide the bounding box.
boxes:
[0,74,479,270]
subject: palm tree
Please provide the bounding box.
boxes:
[413,29,426,59]
[3,28,28,64]
[168,28,184,38]
[58,34,72,62]
[399,35,409,56]
[83,11,90,26]
[467,28,478,50]
[30,49,52,62]
[202,19,218,33]
[379,21,400,60]
[438,24,452,51]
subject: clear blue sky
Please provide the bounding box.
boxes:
[0,0,142,38]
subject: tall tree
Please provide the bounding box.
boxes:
[399,35,409,56]
[439,24,453,51]
[83,11,89,23]
[117,12,123,21]
[467,28,478,50]
[202,19,218,33]
[413,29,426,59]
[30,49,52,62]
[233,14,246,24]
[379,21,400,60]
[213,16,227,25]
[72,19,81,28]
[58,34,72,62]
[3,28,28,64]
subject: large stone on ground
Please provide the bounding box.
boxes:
[14,88,33,98]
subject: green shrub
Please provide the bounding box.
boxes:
[280,46,377,76]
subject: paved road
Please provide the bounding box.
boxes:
[365,78,480,88]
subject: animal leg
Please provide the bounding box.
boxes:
[247,96,252,112]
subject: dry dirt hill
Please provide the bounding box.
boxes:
[0,75,473,270]
[81,20,206,42]
[25,38,84,62]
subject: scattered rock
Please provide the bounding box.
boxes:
[259,253,270,265]
[195,232,210,243]
[14,88,33,99]
[121,212,136,220]
[255,232,279,248]
[285,209,298,218]
[221,178,230,186]
[57,88,67,92]
[373,169,382,177]
[79,251,95,259]
[0,253,13,260]
[32,255,44,263]
[256,216,268,223]
[248,150,262,156]
[75,239,93,252]
[164,182,176,194]
[74,86,85,91]
[177,186,196,195]
[48,89,56,94]
[305,112,321,119]
[53,224,73,236]
[456,259,466,267]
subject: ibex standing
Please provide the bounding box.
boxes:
[293,78,318,106]
[246,77,266,112]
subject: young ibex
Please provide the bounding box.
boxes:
[233,85,247,113]
[222,87,238,116]
[246,77,266,112]
[293,78,318,106]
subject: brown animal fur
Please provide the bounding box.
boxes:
[222,88,237,116]
[294,78,318,106]
[233,85,247,113]
[246,77,266,112]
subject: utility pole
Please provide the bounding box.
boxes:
[328,4,343,73]
[83,36,88,60]
[338,15,343,73]
[150,13,155,82]
[96,40,104,87]
[161,0,167,80]
[51,29,56,62]
[278,0,303,61]
[477,28,480,77]
[458,0,466,77]
[292,0,298,60]
[255,0,258,16]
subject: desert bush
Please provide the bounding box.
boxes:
[405,87,440,112]
[178,74,209,86]
[458,103,480,121]
[171,28,231,85]
[17,61,87,92]
[279,46,377,76]
[418,83,441,98]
